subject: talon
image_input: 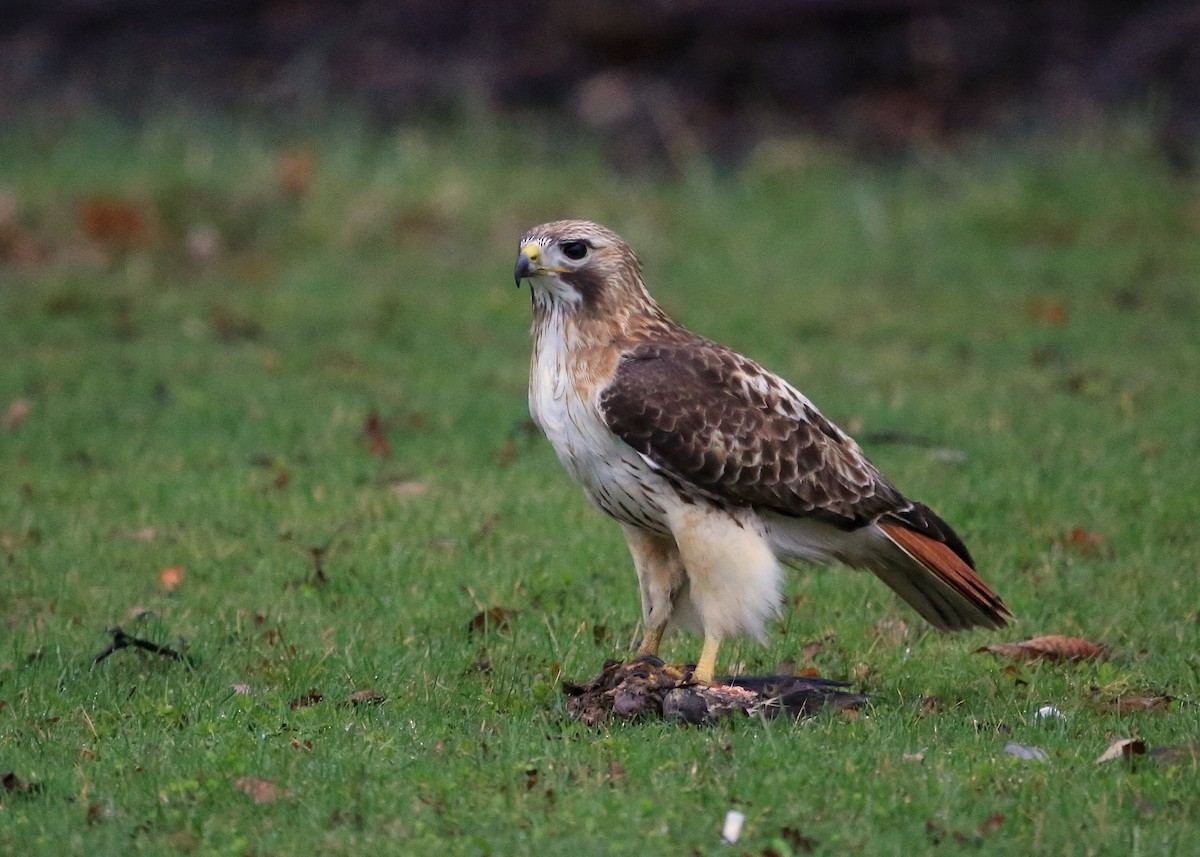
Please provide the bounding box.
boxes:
[633,654,665,667]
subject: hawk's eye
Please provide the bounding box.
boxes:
[560,240,588,260]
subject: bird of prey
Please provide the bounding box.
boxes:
[515,220,1010,684]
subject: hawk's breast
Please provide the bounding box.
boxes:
[529,310,671,535]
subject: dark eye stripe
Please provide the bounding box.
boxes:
[560,240,588,260]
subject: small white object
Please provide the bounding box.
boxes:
[1035,705,1065,720]
[722,810,745,844]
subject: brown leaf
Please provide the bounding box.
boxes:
[1057,528,1112,559]
[235,776,289,804]
[157,566,185,592]
[288,689,324,710]
[209,305,263,342]
[978,813,1005,836]
[360,412,392,458]
[1025,298,1068,326]
[467,607,515,635]
[1096,738,1146,764]
[79,197,153,249]
[606,761,625,782]
[290,738,313,751]
[1,398,30,429]
[1113,695,1173,715]
[277,150,315,196]
[977,635,1109,663]
[346,688,386,706]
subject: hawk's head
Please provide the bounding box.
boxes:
[515,220,647,315]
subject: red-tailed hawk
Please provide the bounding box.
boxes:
[515,220,1010,684]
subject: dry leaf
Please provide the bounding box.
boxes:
[977,635,1109,663]
[277,150,315,196]
[902,751,925,763]
[234,776,289,804]
[1058,528,1112,559]
[157,566,185,592]
[1113,696,1173,715]
[467,607,515,635]
[1025,298,1068,326]
[79,197,153,249]
[1,398,30,429]
[288,689,324,710]
[1096,738,1146,764]
[231,683,253,695]
[361,412,392,458]
[346,688,386,706]
[978,813,1005,835]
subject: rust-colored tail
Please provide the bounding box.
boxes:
[875,522,1011,631]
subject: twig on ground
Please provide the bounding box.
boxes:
[93,627,192,665]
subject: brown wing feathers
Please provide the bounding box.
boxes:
[602,337,1012,633]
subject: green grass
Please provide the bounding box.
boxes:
[2,114,1199,855]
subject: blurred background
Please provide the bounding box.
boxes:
[3,0,1200,165]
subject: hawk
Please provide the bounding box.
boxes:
[515,219,1010,684]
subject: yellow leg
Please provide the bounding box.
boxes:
[636,621,666,658]
[691,634,721,685]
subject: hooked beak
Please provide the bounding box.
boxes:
[514,243,540,287]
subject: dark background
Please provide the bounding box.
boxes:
[3,1,1200,163]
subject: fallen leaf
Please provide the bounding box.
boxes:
[902,751,925,763]
[157,566,185,592]
[1057,528,1112,559]
[290,738,313,751]
[978,813,1005,835]
[467,607,515,635]
[1,398,30,429]
[1003,742,1048,762]
[234,776,289,804]
[288,689,324,710]
[1113,696,1173,715]
[978,635,1109,663]
[1025,298,1068,325]
[277,150,315,196]
[345,688,386,706]
[79,197,153,249]
[231,683,253,695]
[1096,738,1146,764]
[209,304,263,342]
[606,761,625,782]
[360,412,392,458]
[915,695,943,717]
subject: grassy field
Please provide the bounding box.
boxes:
[1,115,1198,856]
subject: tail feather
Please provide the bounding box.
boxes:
[876,522,1011,631]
